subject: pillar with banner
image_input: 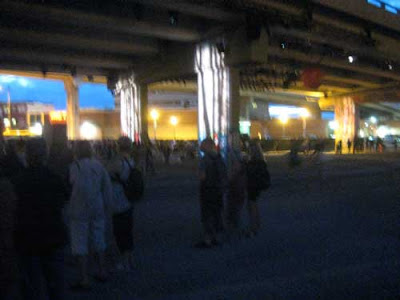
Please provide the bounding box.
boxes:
[334,96,360,151]
[195,43,240,156]
[114,75,148,143]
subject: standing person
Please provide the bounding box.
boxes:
[195,138,226,248]
[225,132,246,233]
[336,140,342,155]
[107,137,135,271]
[245,141,271,237]
[0,170,18,300]
[69,140,113,289]
[13,138,68,300]
[347,138,352,154]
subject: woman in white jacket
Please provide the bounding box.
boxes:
[69,141,113,289]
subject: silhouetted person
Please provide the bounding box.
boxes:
[246,141,270,236]
[195,138,226,248]
[347,139,352,154]
[69,140,113,289]
[13,138,68,300]
[0,169,18,300]
[107,137,135,271]
[226,132,246,232]
[0,139,26,179]
[336,140,342,155]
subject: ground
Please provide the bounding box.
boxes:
[68,153,400,300]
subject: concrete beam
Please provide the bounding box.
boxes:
[130,0,243,22]
[268,46,400,82]
[0,27,159,56]
[0,0,201,42]
[0,48,134,69]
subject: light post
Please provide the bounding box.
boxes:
[150,109,159,141]
[170,116,178,140]
[300,108,310,138]
[279,114,288,138]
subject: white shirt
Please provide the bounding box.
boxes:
[69,158,113,220]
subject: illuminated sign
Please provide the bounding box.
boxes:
[49,111,67,124]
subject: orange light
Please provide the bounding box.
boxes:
[49,111,67,124]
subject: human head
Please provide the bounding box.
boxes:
[26,138,48,167]
[75,140,92,159]
[248,141,264,161]
[200,137,216,153]
[118,136,132,154]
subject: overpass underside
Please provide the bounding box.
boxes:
[1,0,400,150]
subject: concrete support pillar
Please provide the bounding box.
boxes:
[334,96,359,150]
[139,84,149,142]
[115,75,147,143]
[195,43,240,155]
[64,78,79,140]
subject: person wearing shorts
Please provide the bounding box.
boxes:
[69,141,113,289]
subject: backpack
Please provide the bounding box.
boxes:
[120,158,144,202]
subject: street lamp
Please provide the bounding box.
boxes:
[150,109,159,140]
[279,114,288,138]
[170,116,178,140]
[300,108,310,138]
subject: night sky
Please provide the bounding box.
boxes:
[0,75,114,110]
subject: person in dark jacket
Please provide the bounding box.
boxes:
[13,138,68,300]
[195,138,227,248]
[0,169,18,300]
[246,141,270,236]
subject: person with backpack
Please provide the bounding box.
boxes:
[107,137,141,271]
[195,138,227,248]
[225,131,246,234]
[246,141,271,237]
[69,141,113,289]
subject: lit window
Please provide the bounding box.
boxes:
[11,118,16,126]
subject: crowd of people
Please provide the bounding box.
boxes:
[0,134,271,299]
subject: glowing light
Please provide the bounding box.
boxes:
[258,132,262,140]
[3,118,10,128]
[329,121,338,130]
[377,126,389,138]
[348,56,354,63]
[80,121,98,140]
[150,109,159,121]
[170,116,178,126]
[49,111,67,124]
[29,123,43,136]
[239,121,251,135]
[359,130,365,138]
[300,108,310,118]
[279,114,288,124]
[370,116,377,124]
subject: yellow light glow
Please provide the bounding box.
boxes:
[279,114,288,124]
[170,116,178,126]
[49,111,67,124]
[80,121,98,140]
[300,108,310,118]
[150,109,159,121]
[29,123,43,136]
